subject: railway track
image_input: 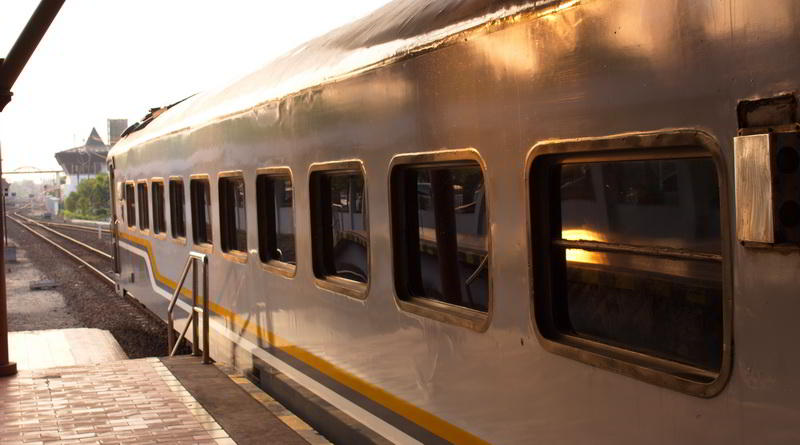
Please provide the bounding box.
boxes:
[7,211,184,358]
[16,212,112,251]
[16,213,112,235]
[9,213,115,286]
[37,220,111,236]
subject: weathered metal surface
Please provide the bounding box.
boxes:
[735,134,775,243]
[737,94,798,130]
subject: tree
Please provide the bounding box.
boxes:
[63,173,110,220]
[65,191,78,212]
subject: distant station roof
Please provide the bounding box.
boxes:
[54,128,108,175]
[84,127,106,148]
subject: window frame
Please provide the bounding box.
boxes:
[526,130,732,398]
[189,174,213,253]
[124,181,136,228]
[256,166,297,278]
[389,149,492,332]
[116,181,124,225]
[168,176,187,245]
[308,160,370,300]
[218,171,248,263]
[150,178,167,239]
[136,180,150,234]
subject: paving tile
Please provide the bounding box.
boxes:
[0,358,235,445]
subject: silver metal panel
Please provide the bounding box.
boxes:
[110,0,800,443]
[735,134,774,243]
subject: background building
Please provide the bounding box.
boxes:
[54,119,126,197]
[107,118,127,146]
[55,128,108,197]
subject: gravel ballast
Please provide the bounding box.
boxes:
[7,219,174,358]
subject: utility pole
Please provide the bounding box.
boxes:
[0,129,14,378]
[0,0,65,377]
[1,143,7,248]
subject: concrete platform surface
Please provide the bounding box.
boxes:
[0,358,235,444]
[9,328,127,371]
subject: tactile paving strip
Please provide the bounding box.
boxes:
[218,367,331,445]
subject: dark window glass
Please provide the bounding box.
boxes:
[560,159,720,253]
[169,179,186,238]
[190,179,212,245]
[152,182,166,234]
[137,183,149,230]
[538,156,723,372]
[125,184,136,228]
[310,170,368,284]
[392,163,488,312]
[257,174,296,266]
[219,176,247,253]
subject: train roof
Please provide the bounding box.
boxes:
[110,0,561,157]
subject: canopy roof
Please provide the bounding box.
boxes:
[55,128,107,175]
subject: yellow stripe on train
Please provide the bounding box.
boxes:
[118,230,489,445]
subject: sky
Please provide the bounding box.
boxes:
[0,1,390,180]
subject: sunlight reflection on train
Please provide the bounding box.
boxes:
[561,228,608,265]
[471,0,581,76]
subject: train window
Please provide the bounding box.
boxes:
[391,161,489,313]
[190,177,212,246]
[169,178,186,239]
[137,182,149,231]
[309,162,369,296]
[219,173,247,255]
[151,180,166,235]
[125,183,135,228]
[256,169,296,273]
[529,132,730,395]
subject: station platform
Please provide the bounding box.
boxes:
[9,329,126,371]
[0,331,330,445]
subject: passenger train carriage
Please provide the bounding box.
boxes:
[108,0,800,443]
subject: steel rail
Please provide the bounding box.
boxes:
[8,215,114,286]
[36,220,111,235]
[16,211,111,234]
[14,213,112,261]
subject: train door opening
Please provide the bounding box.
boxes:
[108,159,121,276]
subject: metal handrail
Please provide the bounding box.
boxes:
[167,251,211,364]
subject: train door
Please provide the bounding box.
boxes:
[108,158,121,277]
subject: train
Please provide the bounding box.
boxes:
[108,0,800,443]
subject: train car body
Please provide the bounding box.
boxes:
[108,0,800,443]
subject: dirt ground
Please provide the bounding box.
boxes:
[6,248,82,331]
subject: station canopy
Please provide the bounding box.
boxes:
[54,128,107,176]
